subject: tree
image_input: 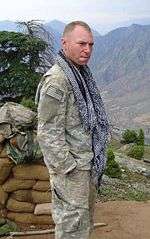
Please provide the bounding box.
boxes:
[105,148,122,178]
[17,20,55,74]
[0,31,47,101]
[122,129,137,144]
[136,128,144,146]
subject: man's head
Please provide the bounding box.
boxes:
[61,21,94,66]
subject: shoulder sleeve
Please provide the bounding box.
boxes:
[37,75,77,175]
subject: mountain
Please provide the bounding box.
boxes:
[0,20,150,139]
[90,24,150,140]
[0,20,18,31]
[45,20,66,34]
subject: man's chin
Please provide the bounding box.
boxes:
[79,59,89,65]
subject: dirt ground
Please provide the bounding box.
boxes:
[3,200,150,239]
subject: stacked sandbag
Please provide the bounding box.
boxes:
[0,163,54,225]
[0,103,54,225]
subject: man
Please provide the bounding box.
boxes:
[36,21,109,239]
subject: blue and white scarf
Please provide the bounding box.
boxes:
[56,50,109,188]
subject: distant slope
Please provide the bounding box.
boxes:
[90,24,150,138]
[0,20,150,137]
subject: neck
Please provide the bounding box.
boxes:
[60,49,83,69]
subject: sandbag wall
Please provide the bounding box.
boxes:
[0,156,54,225]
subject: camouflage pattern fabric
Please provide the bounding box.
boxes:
[0,102,42,164]
[37,64,96,238]
[37,64,94,175]
[50,170,96,239]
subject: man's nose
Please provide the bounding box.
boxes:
[84,44,92,53]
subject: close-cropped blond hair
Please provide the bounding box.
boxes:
[62,21,92,37]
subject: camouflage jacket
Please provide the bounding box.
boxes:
[37,64,94,174]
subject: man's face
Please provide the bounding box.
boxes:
[61,25,94,66]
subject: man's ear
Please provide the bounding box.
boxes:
[61,37,66,49]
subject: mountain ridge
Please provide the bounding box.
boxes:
[0,20,150,138]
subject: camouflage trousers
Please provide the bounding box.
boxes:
[50,170,97,239]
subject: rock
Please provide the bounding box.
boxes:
[6,198,35,213]
[34,203,52,215]
[0,158,13,184]
[142,172,150,177]
[13,164,49,180]
[2,178,36,192]
[31,190,51,204]
[33,180,50,191]
[7,212,54,225]
[115,153,150,177]
[143,158,150,164]
[0,186,8,206]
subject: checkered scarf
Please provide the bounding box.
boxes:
[56,50,109,188]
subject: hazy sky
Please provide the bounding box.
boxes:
[1,0,150,33]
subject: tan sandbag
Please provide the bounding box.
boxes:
[7,212,54,225]
[11,190,32,202]
[0,144,3,154]
[2,178,36,192]
[0,185,8,206]
[0,134,5,143]
[0,158,13,184]
[6,198,35,213]
[13,164,49,180]
[0,147,8,158]
[34,203,52,215]
[33,180,50,191]
[31,190,51,204]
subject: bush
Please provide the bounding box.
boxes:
[122,129,137,144]
[136,128,144,146]
[20,97,37,111]
[105,148,122,179]
[127,145,144,160]
[121,128,145,146]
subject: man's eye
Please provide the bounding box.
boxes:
[79,42,86,46]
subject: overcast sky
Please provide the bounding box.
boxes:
[1,0,150,33]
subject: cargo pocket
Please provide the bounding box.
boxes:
[62,210,80,232]
[51,185,64,224]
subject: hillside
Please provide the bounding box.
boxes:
[0,21,150,139]
[90,24,150,140]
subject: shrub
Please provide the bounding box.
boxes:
[127,145,144,160]
[122,129,137,144]
[105,148,122,179]
[20,97,37,111]
[136,128,144,146]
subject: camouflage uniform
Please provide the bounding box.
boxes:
[37,64,96,239]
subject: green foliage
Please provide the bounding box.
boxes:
[122,129,137,144]
[0,219,18,236]
[21,97,37,111]
[0,31,47,102]
[122,128,145,146]
[136,128,144,145]
[127,145,144,160]
[105,148,122,179]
